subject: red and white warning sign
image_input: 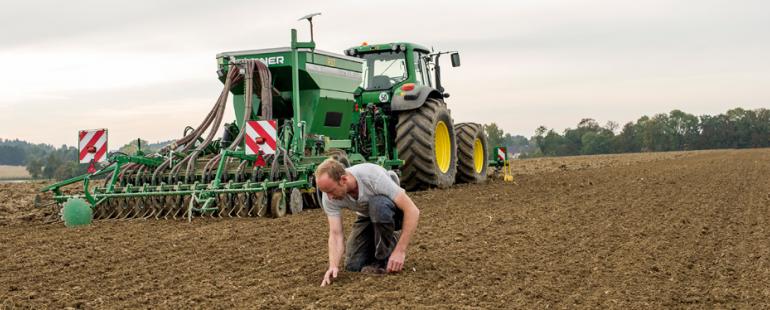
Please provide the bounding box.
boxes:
[245,120,277,156]
[78,129,108,164]
[497,147,506,162]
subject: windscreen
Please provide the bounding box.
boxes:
[361,51,407,91]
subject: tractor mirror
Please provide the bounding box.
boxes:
[450,53,461,67]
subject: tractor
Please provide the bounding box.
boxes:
[37,15,489,226]
[343,42,488,190]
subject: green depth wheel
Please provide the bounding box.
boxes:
[61,198,93,227]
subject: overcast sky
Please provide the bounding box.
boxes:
[1,0,768,147]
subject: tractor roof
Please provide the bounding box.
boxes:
[347,42,431,55]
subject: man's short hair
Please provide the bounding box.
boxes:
[315,158,346,182]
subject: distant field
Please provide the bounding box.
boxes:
[0,165,31,180]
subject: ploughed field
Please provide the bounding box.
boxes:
[1,149,769,308]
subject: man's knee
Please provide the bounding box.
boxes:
[368,195,396,223]
[345,258,365,272]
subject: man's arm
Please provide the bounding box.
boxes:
[387,191,420,273]
[321,215,344,286]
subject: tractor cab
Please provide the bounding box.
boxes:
[344,42,459,108]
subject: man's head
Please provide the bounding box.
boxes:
[315,158,351,200]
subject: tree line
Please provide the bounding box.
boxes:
[3,107,767,179]
[484,107,769,158]
[0,138,171,180]
[0,139,86,179]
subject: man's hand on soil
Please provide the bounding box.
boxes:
[387,250,406,273]
[321,267,339,287]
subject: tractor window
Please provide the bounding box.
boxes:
[361,51,407,91]
[414,52,431,87]
[413,52,426,86]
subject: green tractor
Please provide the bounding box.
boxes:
[344,42,488,190]
[37,17,489,226]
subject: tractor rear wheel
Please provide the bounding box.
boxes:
[454,122,489,183]
[396,98,457,190]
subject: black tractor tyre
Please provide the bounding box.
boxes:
[395,98,457,190]
[454,122,489,184]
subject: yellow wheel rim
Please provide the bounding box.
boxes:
[434,121,451,173]
[473,138,484,174]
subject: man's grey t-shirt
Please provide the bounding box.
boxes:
[322,163,404,217]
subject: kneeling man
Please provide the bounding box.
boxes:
[314,158,420,286]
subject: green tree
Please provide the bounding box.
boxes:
[581,131,612,155]
[25,156,44,178]
[613,122,640,153]
[0,145,25,165]
[667,110,699,150]
[484,123,505,158]
[541,129,568,156]
[526,107,770,157]
[532,126,547,154]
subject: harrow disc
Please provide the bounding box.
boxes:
[180,196,192,220]
[234,193,249,217]
[151,196,165,219]
[127,197,144,219]
[116,198,130,220]
[216,194,231,217]
[138,197,154,218]
[92,199,107,220]
[270,191,286,218]
[165,195,182,219]
[288,188,303,215]
[103,198,119,219]
[254,192,268,217]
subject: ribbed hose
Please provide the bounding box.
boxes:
[227,61,255,150]
[147,64,241,184]
[257,61,273,120]
[134,165,146,185]
[147,60,272,184]
[202,59,273,181]
[181,67,241,182]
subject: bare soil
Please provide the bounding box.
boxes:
[1,149,769,309]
